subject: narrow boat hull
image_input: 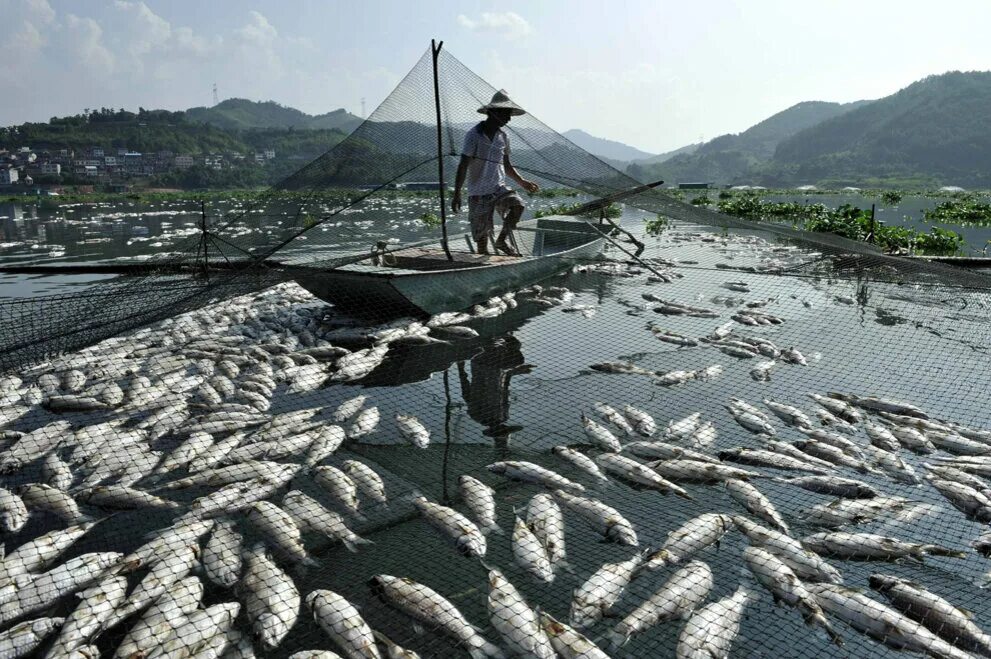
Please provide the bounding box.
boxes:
[288,217,605,317]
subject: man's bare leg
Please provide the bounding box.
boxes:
[495,206,523,256]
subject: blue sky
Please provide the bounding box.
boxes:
[3,0,991,153]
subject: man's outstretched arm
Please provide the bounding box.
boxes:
[504,153,539,194]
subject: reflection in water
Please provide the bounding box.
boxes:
[457,336,532,451]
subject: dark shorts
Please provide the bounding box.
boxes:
[468,189,524,242]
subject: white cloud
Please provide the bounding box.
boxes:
[63,14,115,74]
[457,12,532,40]
[236,10,278,47]
[114,1,171,57]
[11,20,44,51]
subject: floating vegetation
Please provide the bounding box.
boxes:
[879,191,903,204]
[535,201,622,219]
[644,214,671,236]
[718,195,963,255]
[923,200,991,226]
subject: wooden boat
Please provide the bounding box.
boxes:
[284,214,606,318]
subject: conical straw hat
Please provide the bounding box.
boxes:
[477,89,526,116]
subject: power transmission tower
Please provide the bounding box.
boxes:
[213,83,219,106]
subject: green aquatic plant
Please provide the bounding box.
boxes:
[418,212,442,228]
[923,200,991,225]
[690,194,711,207]
[718,198,963,256]
[644,214,670,236]
[880,190,903,204]
[534,201,621,219]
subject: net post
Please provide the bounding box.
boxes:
[870,203,876,245]
[200,200,209,280]
[431,39,454,262]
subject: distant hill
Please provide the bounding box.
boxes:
[562,129,656,162]
[633,100,869,184]
[637,142,701,165]
[186,99,363,133]
[769,71,991,187]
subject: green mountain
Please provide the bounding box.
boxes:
[633,100,868,184]
[185,99,363,133]
[769,71,991,187]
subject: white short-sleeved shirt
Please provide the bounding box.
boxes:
[461,123,511,196]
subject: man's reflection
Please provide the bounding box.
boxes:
[457,336,532,450]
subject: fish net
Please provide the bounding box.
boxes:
[0,44,991,658]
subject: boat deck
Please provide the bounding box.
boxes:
[338,247,525,275]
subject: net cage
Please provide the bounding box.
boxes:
[0,43,990,658]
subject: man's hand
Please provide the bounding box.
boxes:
[451,191,462,213]
[521,180,540,195]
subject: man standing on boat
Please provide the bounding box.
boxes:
[452,90,539,256]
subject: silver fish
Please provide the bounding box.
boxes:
[332,395,367,422]
[202,519,242,588]
[863,445,921,484]
[664,412,702,440]
[802,496,921,529]
[797,427,865,459]
[808,394,861,424]
[593,403,634,435]
[718,447,829,474]
[487,461,585,494]
[312,465,361,515]
[0,617,65,659]
[0,522,95,583]
[569,551,646,629]
[283,490,373,553]
[725,479,789,534]
[348,407,381,439]
[413,496,486,558]
[18,483,90,525]
[775,475,879,499]
[803,532,966,562]
[927,478,991,522]
[343,459,388,507]
[733,515,842,584]
[306,590,381,659]
[458,475,500,535]
[145,601,241,659]
[649,458,763,483]
[926,464,991,498]
[581,414,622,452]
[596,453,692,498]
[304,425,347,470]
[246,501,318,566]
[622,404,657,436]
[645,513,733,570]
[489,570,556,659]
[367,575,503,659]
[242,543,300,649]
[553,489,638,546]
[45,576,127,657]
[526,493,569,573]
[624,440,719,463]
[395,413,429,448]
[0,552,123,625]
[744,547,841,645]
[42,453,73,491]
[763,399,813,429]
[676,586,751,659]
[606,561,712,648]
[0,487,28,532]
[551,446,610,483]
[540,612,609,659]
[870,574,991,656]
[104,543,200,630]
[512,517,554,583]
[808,584,973,659]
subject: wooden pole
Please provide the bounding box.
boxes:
[431,40,454,261]
[200,201,209,279]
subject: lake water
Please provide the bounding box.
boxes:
[2,191,990,299]
[1,202,990,657]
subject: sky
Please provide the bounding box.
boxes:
[2,0,991,154]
